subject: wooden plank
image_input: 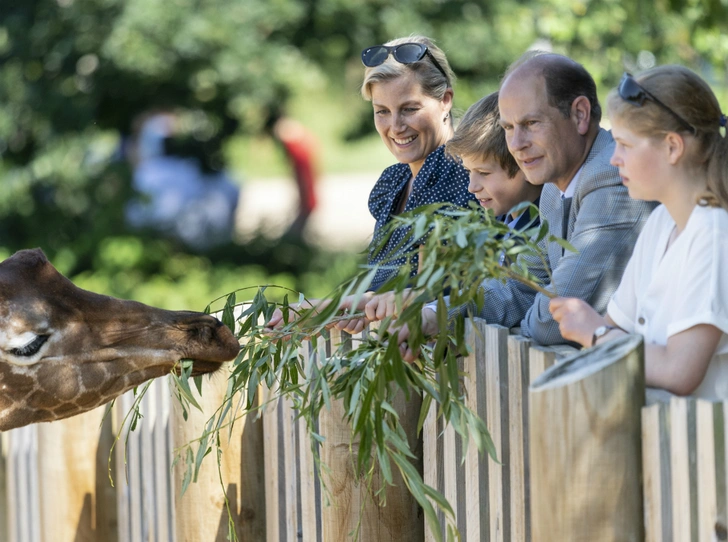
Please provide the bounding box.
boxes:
[443,376,458,536]
[527,347,556,386]
[153,378,173,542]
[129,393,144,542]
[463,319,489,542]
[263,385,282,542]
[171,367,264,542]
[298,339,321,542]
[37,406,115,542]
[720,403,728,541]
[670,397,692,541]
[529,335,644,542]
[642,404,665,542]
[423,387,440,542]
[114,394,132,542]
[319,329,359,542]
[507,334,531,542]
[113,390,144,542]
[658,403,673,542]
[281,394,298,542]
[696,400,718,542]
[485,324,509,542]
[319,328,423,542]
[141,386,156,542]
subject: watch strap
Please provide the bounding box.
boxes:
[592,325,617,347]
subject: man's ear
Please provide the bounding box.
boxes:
[571,96,592,135]
[664,132,686,165]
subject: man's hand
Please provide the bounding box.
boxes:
[390,306,440,363]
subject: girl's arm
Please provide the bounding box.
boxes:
[549,297,721,396]
[643,324,721,396]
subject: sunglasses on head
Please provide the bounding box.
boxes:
[618,73,697,135]
[361,43,449,83]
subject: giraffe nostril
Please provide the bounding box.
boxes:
[716,521,727,541]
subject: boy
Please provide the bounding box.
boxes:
[446,91,541,229]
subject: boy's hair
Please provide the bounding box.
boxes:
[446,91,520,178]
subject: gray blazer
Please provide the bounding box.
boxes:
[461,128,657,345]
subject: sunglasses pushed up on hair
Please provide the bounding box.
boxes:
[361,43,449,83]
[618,73,697,135]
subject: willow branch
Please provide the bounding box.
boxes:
[503,268,556,299]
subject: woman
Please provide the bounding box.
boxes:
[361,35,474,291]
[550,66,728,398]
[266,36,472,331]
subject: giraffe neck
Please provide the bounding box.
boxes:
[0,360,161,431]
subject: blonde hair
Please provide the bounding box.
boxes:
[360,35,455,103]
[445,91,519,178]
[607,65,728,209]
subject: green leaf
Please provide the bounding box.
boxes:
[550,235,578,254]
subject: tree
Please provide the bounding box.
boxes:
[0,0,726,272]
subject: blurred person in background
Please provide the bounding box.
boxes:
[266,106,320,240]
[125,111,240,251]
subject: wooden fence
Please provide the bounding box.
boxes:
[0,320,726,541]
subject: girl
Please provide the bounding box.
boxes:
[550,65,728,398]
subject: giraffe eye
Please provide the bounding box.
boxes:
[10,335,49,357]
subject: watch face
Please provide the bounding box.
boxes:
[595,325,607,336]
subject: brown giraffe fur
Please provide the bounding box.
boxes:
[0,248,240,431]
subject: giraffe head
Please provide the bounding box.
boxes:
[0,248,241,430]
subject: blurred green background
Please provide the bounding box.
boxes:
[1,0,727,312]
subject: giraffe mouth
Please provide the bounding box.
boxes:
[179,359,225,377]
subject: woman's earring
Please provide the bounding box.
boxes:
[444,113,450,122]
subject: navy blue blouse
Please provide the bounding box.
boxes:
[367,145,475,291]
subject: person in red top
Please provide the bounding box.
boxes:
[268,112,319,239]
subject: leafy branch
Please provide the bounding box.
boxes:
[171,201,574,542]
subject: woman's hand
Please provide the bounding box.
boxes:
[330,292,375,334]
[265,298,331,331]
[549,297,607,347]
[364,289,417,321]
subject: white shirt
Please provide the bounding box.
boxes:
[559,165,582,199]
[608,204,728,399]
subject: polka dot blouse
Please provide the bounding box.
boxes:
[367,145,475,291]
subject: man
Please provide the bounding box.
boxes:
[362,51,656,348]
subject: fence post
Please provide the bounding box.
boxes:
[262,376,300,542]
[484,324,509,542]
[36,407,116,542]
[461,319,489,542]
[318,328,424,542]
[507,333,531,542]
[171,370,266,542]
[529,334,645,542]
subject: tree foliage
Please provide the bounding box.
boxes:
[0,0,726,268]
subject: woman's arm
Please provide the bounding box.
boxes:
[643,324,721,396]
[549,297,722,396]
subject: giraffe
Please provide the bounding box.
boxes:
[0,248,241,431]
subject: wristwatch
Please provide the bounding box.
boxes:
[592,325,617,347]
